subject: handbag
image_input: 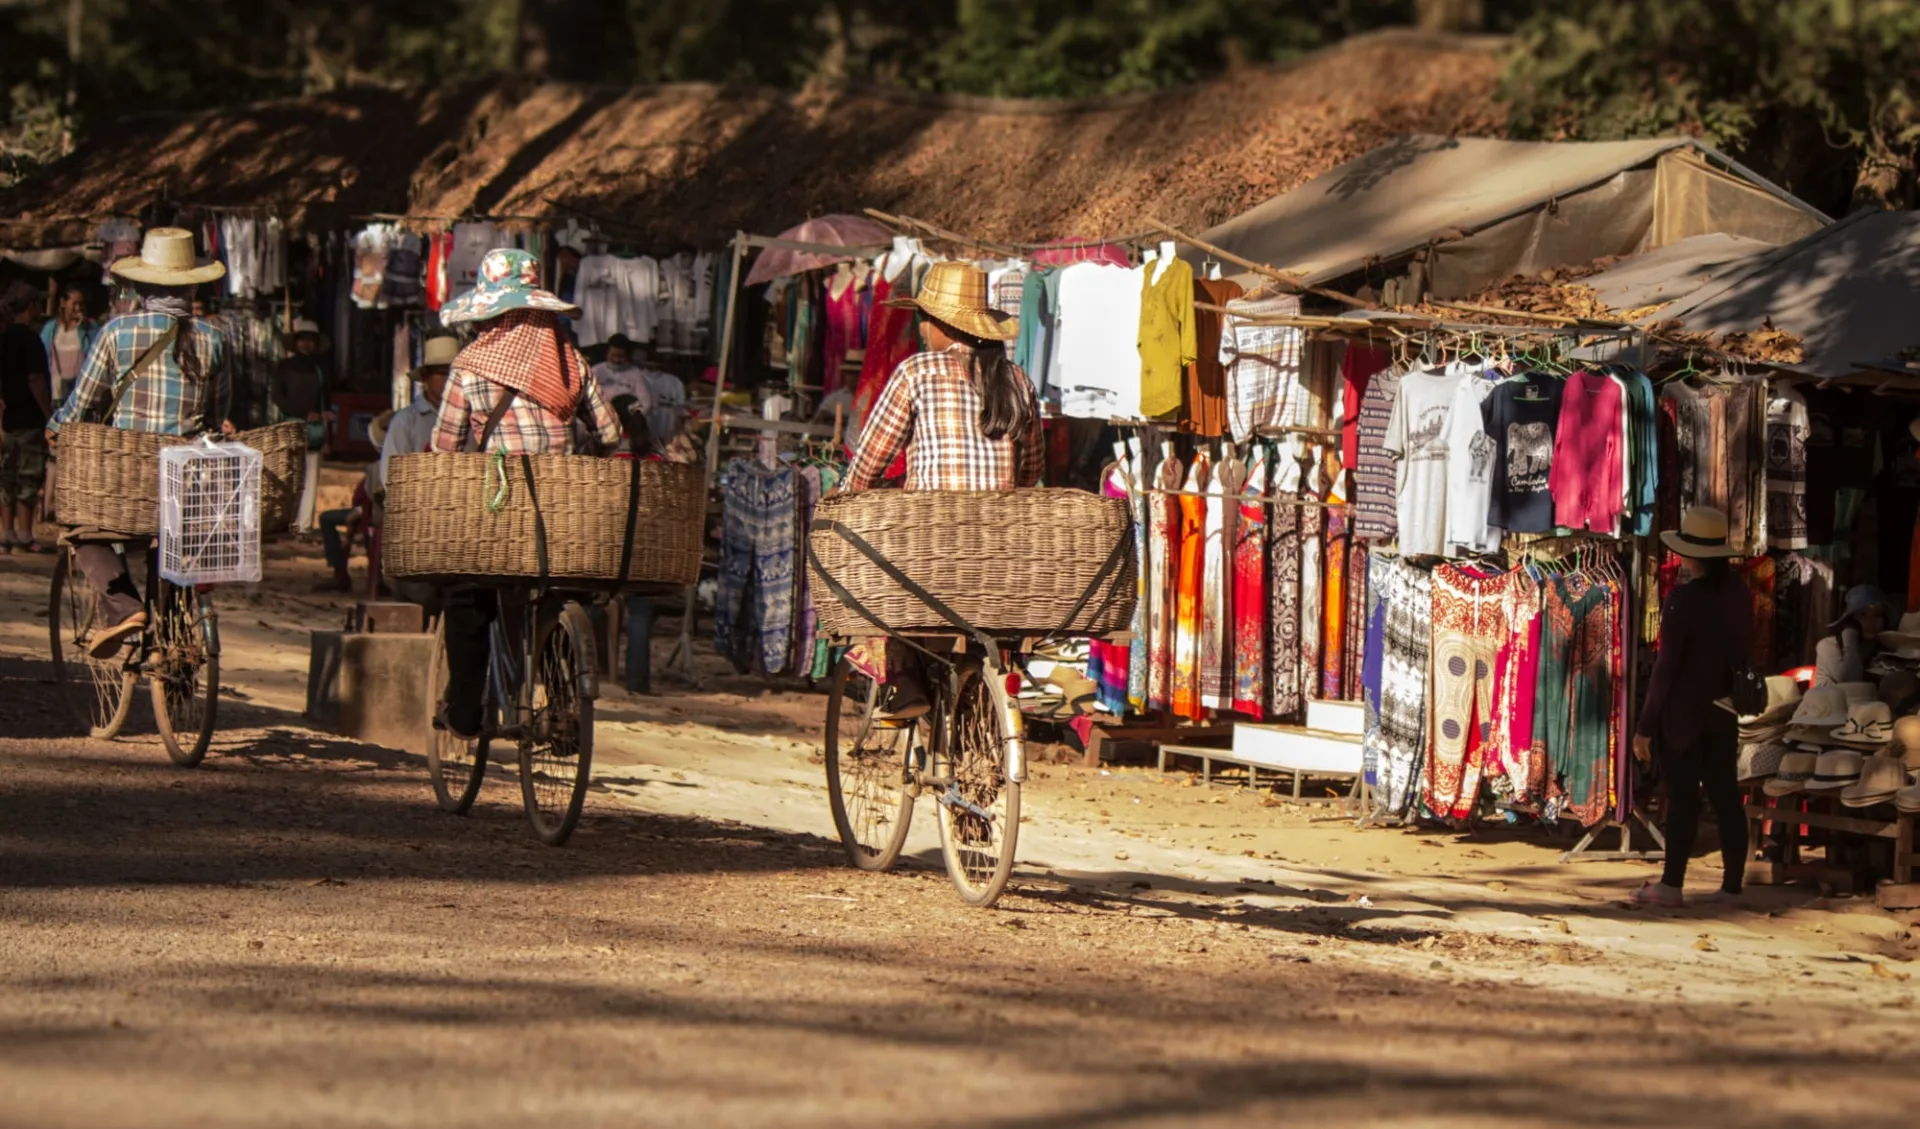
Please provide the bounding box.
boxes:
[1728,662,1770,719]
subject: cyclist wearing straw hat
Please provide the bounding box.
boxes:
[841,260,1044,720]
[45,227,232,658]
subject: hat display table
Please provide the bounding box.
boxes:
[1744,786,1920,908]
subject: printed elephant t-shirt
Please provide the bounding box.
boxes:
[1482,374,1564,534]
[1383,364,1469,556]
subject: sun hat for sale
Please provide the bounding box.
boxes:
[1660,505,1741,559]
[439,248,580,325]
[1736,740,1789,784]
[1736,675,1802,726]
[1894,716,1920,770]
[109,226,225,285]
[1805,749,1866,793]
[1831,585,1898,632]
[1790,682,1849,728]
[882,261,1017,341]
[1785,726,1846,747]
[1898,782,1920,813]
[1739,722,1790,746]
[1832,701,1895,748]
[1764,751,1819,797]
[1881,611,1920,652]
[411,335,460,376]
[1842,754,1908,808]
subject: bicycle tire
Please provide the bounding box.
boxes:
[426,616,490,814]
[824,656,915,872]
[933,665,1020,908]
[47,549,137,740]
[150,578,218,768]
[518,603,595,846]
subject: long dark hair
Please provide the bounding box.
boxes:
[931,317,1033,441]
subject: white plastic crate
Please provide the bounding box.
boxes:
[159,437,262,586]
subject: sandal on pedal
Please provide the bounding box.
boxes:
[87,611,147,660]
[432,703,483,743]
[875,682,930,722]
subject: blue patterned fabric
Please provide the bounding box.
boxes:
[715,460,797,674]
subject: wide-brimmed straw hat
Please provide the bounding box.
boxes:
[412,335,460,376]
[1737,675,1802,726]
[1660,506,1740,559]
[368,409,395,448]
[110,227,225,285]
[1894,716,1920,770]
[1790,683,1849,728]
[440,248,580,325]
[883,261,1017,341]
[1805,749,1866,792]
[1832,701,1895,748]
[1881,611,1920,652]
[1737,740,1789,784]
[1764,751,1819,797]
[1842,754,1907,808]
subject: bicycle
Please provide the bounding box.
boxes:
[48,537,219,766]
[824,640,1026,908]
[427,584,599,847]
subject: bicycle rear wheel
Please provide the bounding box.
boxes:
[824,657,916,871]
[518,603,595,846]
[933,665,1020,908]
[47,548,137,739]
[150,578,218,767]
[427,615,490,813]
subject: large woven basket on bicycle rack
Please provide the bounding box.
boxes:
[382,452,704,584]
[808,489,1135,639]
[55,420,305,536]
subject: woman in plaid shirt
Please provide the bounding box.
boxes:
[430,249,622,740]
[843,261,1043,719]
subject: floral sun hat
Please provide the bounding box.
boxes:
[440,248,581,325]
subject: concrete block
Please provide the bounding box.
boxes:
[306,629,435,754]
[351,601,424,634]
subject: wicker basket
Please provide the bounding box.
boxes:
[808,489,1135,639]
[382,452,704,584]
[55,420,305,536]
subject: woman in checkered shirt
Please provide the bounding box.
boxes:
[843,261,1043,719]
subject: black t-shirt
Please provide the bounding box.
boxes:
[1483,375,1564,534]
[0,322,50,432]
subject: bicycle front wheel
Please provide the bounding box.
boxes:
[518,603,595,846]
[824,657,915,871]
[150,579,218,767]
[426,615,490,813]
[933,665,1020,908]
[48,548,137,739]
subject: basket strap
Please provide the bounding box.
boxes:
[470,388,518,453]
[520,453,551,592]
[612,452,642,591]
[803,536,949,667]
[810,517,997,658]
[98,320,180,424]
[1036,530,1131,646]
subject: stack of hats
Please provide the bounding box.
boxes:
[1836,701,1901,807]
[1735,676,1799,785]
[1896,717,1920,814]
[1784,684,1865,798]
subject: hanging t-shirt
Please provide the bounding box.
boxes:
[1054,262,1144,421]
[1766,386,1810,550]
[1548,370,1626,533]
[1483,374,1564,534]
[446,222,501,299]
[1382,365,1467,557]
[1444,371,1501,555]
[1352,366,1401,542]
[1219,293,1307,443]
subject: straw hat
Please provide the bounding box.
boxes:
[1790,682,1849,728]
[1842,754,1907,808]
[440,248,580,325]
[109,227,225,285]
[1736,740,1789,784]
[1894,716,1920,770]
[412,335,460,375]
[1832,701,1895,748]
[1805,749,1866,792]
[1764,751,1818,797]
[883,261,1017,341]
[368,409,395,448]
[1737,675,1802,726]
[1881,611,1920,652]
[1660,506,1740,559]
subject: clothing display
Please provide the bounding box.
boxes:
[1185,278,1244,437]
[1137,256,1196,420]
[715,460,798,675]
[1055,262,1146,420]
[1383,364,1469,556]
[1548,369,1626,533]
[1219,294,1307,442]
[1482,375,1563,534]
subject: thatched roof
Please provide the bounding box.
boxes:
[0,29,1505,251]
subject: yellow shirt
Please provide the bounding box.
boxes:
[1137,257,1197,419]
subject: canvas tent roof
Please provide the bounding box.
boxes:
[1581,232,1772,312]
[1193,134,1826,299]
[1649,210,1920,379]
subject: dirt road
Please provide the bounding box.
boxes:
[4,549,1920,1127]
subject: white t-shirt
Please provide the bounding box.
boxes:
[1382,364,1468,557]
[592,362,654,415]
[1444,371,1500,555]
[1053,262,1145,420]
[644,369,687,443]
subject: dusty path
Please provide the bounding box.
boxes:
[4,549,1920,1126]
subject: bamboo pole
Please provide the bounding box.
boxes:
[1141,217,1372,309]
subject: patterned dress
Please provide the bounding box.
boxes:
[1147,453,1185,712]
[1201,454,1243,710]
[1171,457,1209,721]
[1231,454,1268,718]
[1267,445,1304,720]
[1376,555,1433,819]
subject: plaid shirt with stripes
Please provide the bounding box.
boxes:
[48,313,231,436]
[846,345,1044,491]
[430,367,623,455]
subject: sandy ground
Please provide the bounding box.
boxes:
[5,529,1920,1127]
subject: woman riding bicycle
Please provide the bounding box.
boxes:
[430,248,621,741]
[841,261,1043,720]
[44,228,233,658]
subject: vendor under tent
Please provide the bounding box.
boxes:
[1190,135,1828,304]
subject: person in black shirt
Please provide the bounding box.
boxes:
[0,280,51,552]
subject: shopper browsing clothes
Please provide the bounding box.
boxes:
[839,261,1043,720]
[0,280,52,552]
[44,228,233,657]
[1632,506,1753,907]
[429,249,621,740]
[38,282,99,524]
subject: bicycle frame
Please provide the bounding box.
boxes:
[476,589,601,745]
[906,644,1028,787]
